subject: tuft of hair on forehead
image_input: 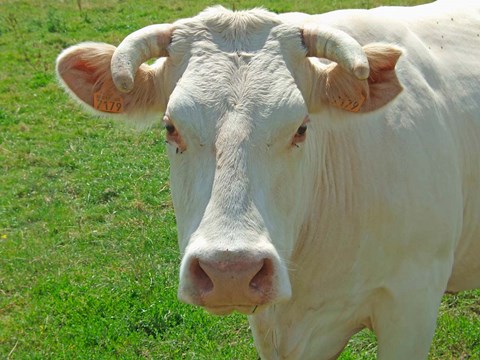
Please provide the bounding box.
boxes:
[195,6,281,40]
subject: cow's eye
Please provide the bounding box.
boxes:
[296,125,307,136]
[163,115,187,153]
[293,124,307,145]
[292,116,309,146]
[165,123,176,135]
[163,116,178,137]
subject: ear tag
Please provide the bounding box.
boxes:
[345,94,365,113]
[93,90,124,113]
[331,94,366,113]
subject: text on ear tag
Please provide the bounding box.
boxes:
[93,91,124,113]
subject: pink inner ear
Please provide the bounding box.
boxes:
[67,65,100,96]
[59,64,98,106]
[364,44,402,83]
[57,45,117,108]
[372,55,398,72]
[359,44,403,112]
[71,61,98,82]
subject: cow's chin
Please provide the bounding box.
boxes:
[203,304,267,316]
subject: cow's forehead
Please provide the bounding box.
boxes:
[166,60,306,148]
[166,8,307,142]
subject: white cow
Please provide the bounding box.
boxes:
[56,1,480,358]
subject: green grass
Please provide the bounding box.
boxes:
[0,0,478,359]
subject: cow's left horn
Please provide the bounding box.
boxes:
[111,24,174,93]
[302,24,370,80]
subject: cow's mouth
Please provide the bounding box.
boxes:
[203,304,267,316]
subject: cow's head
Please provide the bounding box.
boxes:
[56,7,402,315]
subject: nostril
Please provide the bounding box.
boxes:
[190,258,214,293]
[249,258,274,291]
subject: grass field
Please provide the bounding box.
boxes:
[1,0,479,359]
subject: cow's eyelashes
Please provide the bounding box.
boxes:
[163,115,176,133]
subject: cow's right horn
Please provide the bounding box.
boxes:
[111,24,174,93]
[302,24,370,80]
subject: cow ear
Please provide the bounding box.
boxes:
[359,43,403,112]
[318,43,403,113]
[56,42,166,118]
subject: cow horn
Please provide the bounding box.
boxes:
[302,24,370,80]
[111,24,174,93]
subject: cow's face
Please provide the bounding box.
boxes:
[56,7,402,315]
[166,26,311,313]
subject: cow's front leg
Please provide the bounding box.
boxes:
[372,284,445,360]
